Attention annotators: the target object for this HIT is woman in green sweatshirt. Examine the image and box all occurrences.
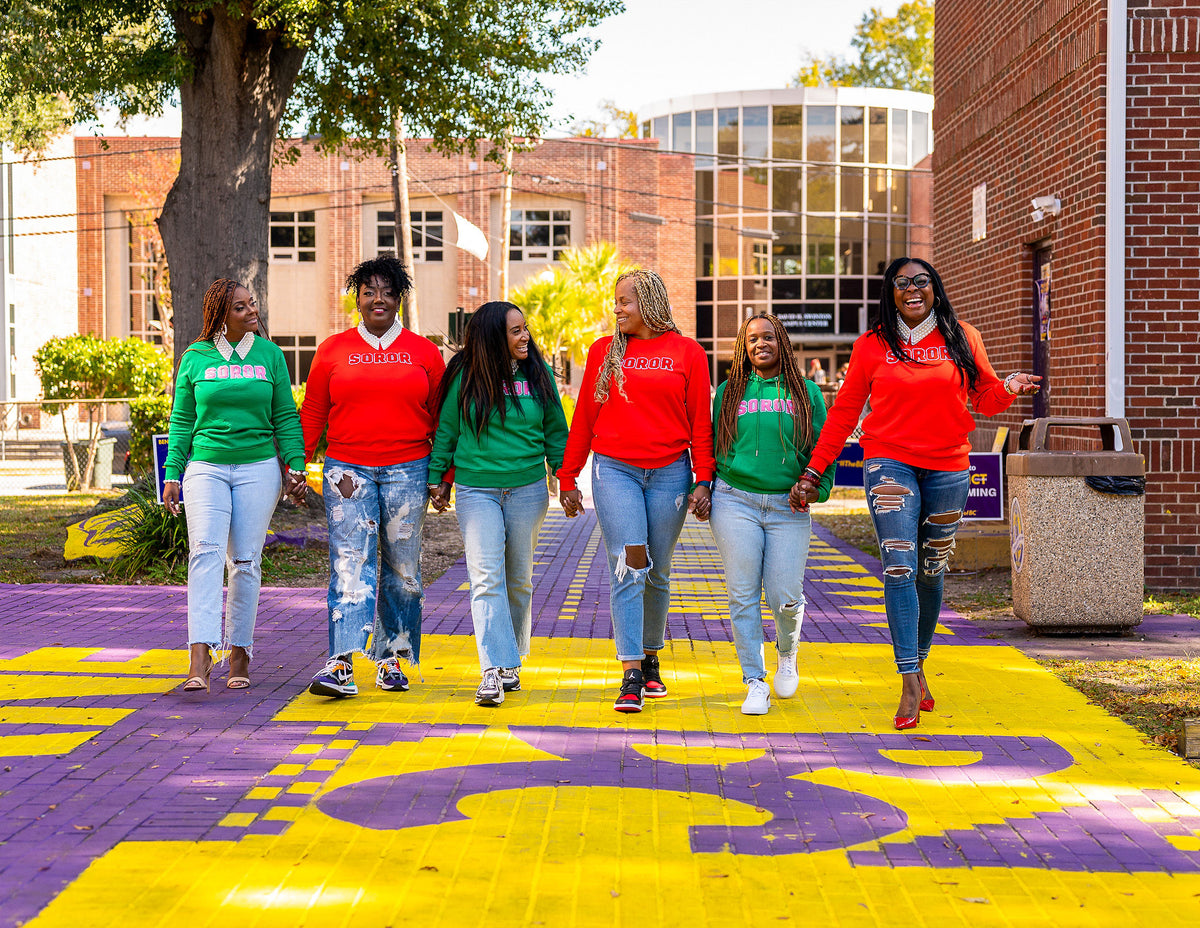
[428,301,568,707]
[164,279,307,692]
[708,314,837,715]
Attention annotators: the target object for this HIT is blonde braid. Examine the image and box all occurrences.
[594,269,680,403]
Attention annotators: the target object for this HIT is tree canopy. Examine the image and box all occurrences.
[792,1,934,95]
[0,0,623,355]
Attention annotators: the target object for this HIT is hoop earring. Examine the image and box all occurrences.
[220,323,227,336]
[933,297,942,310]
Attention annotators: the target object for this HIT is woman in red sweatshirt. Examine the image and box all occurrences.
[798,257,1040,730]
[558,269,714,713]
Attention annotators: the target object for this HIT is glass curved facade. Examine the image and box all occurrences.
[642,88,933,382]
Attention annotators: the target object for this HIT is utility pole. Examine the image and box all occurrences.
[498,141,514,301]
[389,110,419,332]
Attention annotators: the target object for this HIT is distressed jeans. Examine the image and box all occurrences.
[322,456,428,664]
[455,480,549,671]
[181,457,281,657]
[590,452,691,661]
[864,458,971,675]
[709,479,811,682]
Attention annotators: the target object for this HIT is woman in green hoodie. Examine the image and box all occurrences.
[428,302,569,707]
[709,314,837,715]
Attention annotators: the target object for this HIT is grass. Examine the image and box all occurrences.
[0,493,108,583]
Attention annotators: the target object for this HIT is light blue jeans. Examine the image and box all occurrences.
[456,480,549,671]
[590,452,692,661]
[322,456,428,664]
[181,457,281,657]
[709,479,811,682]
[864,458,971,675]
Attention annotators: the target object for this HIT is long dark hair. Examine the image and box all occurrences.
[871,256,979,392]
[439,302,557,436]
[715,313,815,460]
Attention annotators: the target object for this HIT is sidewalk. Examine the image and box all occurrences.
[2,512,1200,926]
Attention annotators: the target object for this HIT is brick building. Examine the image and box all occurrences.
[934,0,1200,589]
[74,136,694,384]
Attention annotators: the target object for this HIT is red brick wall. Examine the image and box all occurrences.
[936,0,1200,589]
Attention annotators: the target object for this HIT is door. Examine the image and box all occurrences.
[1031,247,1051,418]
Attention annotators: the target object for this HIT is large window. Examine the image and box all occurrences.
[127,217,168,345]
[510,209,571,262]
[270,211,316,262]
[271,335,317,386]
[377,210,445,262]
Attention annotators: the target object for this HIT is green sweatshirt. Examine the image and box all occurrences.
[712,373,837,499]
[430,365,569,488]
[164,337,305,481]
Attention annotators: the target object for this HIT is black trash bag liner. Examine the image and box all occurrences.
[1085,475,1145,496]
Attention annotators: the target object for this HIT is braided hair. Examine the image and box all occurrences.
[872,257,979,392]
[594,269,679,403]
[715,313,815,461]
[194,278,242,343]
[438,301,558,436]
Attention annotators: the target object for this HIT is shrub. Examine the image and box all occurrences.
[106,488,189,582]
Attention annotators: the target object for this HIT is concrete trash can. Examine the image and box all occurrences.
[1007,417,1145,632]
[61,437,117,491]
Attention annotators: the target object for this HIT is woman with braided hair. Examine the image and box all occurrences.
[558,269,714,713]
[164,278,308,693]
[709,314,837,715]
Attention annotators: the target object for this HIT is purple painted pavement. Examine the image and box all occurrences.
[0,510,1198,925]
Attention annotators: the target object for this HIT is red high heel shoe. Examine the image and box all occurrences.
[919,683,935,713]
[894,713,919,730]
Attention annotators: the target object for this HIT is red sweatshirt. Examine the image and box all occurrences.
[301,327,446,466]
[807,322,1014,473]
[558,331,715,492]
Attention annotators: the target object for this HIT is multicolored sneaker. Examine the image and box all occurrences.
[614,668,646,713]
[641,654,668,698]
[475,668,505,707]
[375,656,410,692]
[500,668,521,692]
[308,657,357,698]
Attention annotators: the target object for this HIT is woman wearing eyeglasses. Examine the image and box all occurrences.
[797,258,1040,730]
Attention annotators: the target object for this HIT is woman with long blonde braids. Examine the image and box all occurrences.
[558,269,715,712]
[709,314,837,715]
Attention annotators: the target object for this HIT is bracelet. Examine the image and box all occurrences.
[802,467,821,482]
[1004,372,1020,395]
[163,479,181,486]
[287,468,306,477]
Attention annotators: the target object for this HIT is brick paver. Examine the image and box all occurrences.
[2,512,1199,926]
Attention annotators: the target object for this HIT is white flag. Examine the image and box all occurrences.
[452,211,488,261]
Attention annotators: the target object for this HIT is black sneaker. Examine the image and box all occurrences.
[500,668,521,692]
[641,654,668,698]
[614,668,646,713]
[309,657,357,698]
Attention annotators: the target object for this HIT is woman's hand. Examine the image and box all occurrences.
[792,476,819,513]
[284,472,308,505]
[1006,372,1043,395]
[560,489,583,518]
[689,484,711,522]
[428,482,451,513]
[163,481,182,516]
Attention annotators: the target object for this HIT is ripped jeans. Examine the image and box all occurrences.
[182,457,281,657]
[590,452,691,661]
[709,479,811,682]
[322,456,428,665]
[864,458,970,675]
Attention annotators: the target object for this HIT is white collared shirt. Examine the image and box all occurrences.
[357,317,403,350]
[896,311,938,346]
[214,331,255,360]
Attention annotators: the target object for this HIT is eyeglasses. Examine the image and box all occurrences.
[893,274,931,290]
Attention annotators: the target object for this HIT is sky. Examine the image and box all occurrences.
[87,0,890,137]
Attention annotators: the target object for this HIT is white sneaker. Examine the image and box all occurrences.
[741,678,771,715]
[774,651,799,699]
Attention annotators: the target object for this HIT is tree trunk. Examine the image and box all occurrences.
[157,8,310,362]
[389,111,419,333]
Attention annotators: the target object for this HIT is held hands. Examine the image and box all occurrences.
[559,489,583,518]
[284,471,308,505]
[428,481,451,513]
[792,477,819,513]
[689,485,711,522]
[1006,372,1043,395]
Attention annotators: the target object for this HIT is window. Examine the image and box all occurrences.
[7,303,14,396]
[377,210,444,262]
[270,211,316,262]
[271,335,318,386]
[127,217,168,345]
[510,209,571,262]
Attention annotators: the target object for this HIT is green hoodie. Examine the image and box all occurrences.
[712,373,837,499]
[431,364,569,488]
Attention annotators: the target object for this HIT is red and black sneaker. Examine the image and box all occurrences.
[641,654,668,698]
[614,668,646,713]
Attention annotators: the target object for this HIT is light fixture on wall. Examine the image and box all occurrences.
[1030,195,1062,222]
[629,211,668,225]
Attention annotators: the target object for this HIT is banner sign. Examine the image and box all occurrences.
[831,443,1004,522]
[153,434,171,504]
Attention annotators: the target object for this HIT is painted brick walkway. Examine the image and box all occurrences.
[2,512,1200,926]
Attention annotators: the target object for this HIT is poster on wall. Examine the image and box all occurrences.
[1035,277,1051,342]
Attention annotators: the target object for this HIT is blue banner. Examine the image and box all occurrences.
[153,434,171,504]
